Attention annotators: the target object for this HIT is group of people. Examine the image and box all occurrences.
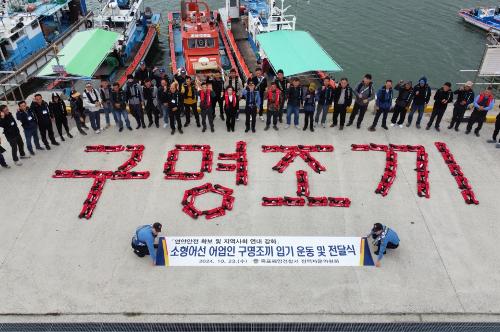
[1,63,499,168]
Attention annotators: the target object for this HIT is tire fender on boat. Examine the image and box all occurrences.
[85,20,93,29]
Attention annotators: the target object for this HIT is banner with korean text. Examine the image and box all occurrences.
[155,236,374,266]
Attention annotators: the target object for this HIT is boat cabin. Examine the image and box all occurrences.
[180,1,221,75]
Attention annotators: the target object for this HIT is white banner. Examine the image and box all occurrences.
[155,236,374,267]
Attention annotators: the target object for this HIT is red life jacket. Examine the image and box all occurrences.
[200,90,211,108]
[267,89,281,109]
[478,93,493,106]
[224,91,237,108]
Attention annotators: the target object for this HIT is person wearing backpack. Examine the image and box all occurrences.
[347,74,374,129]
[131,222,162,264]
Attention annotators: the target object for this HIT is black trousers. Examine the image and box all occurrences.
[225,108,237,131]
[258,92,265,117]
[377,241,399,253]
[266,109,278,127]
[145,104,160,126]
[245,106,257,131]
[427,106,446,128]
[391,105,407,125]
[450,105,467,129]
[466,110,487,133]
[348,103,368,126]
[201,107,214,129]
[169,111,182,130]
[39,122,56,146]
[55,115,70,138]
[493,113,500,141]
[332,104,347,126]
[372,107,389,127]
[303,112,314,130]
[130,104,145,128]
[278,99,286,122]
[212,97,224,118]
[184,103,200,125]
[7,134,25,162]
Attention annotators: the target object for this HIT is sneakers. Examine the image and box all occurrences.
[346,122,353,127]
[264,126,270,131]
[356,124,361,129]
[496,143,500,148]
[435,127,440,132]
[252,128,256,133]
[52,142,60,146]
[163,123,169,128]
[20,155,30,159]
[29,150,35,156]
[171,130,175,135]
[406,123,411,128]
[339,125,344,130]
[95,129,101,134]
[68,133,73,138]
[454,127,459,132]
[295,125,300,130]
[322,123,326,128]
[104,124,111,130]
[314,122,318,128]
[398,124,403,128]
[245,128,250,133]
[127,126,133,131]
[416,124,421,129]
[284,124,290,129]
[273,125,279,131]
[259,116,264,121]
[474,131,480,137]
[465,130,470,135]
[36,146,45,151]
[382,125,389,130]
[119,127,124,132]
[15,161,22,166]
[425,126,431,130]
[390,123,396,127]
[447,125,453,130]
[1,164,10,169]
[330,123,336,128]
[202,127,207,133]
[368,126,376,132]
[487,139,496,143]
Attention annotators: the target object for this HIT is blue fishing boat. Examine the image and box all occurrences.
[0,0,89,71]
[459,6,500,34]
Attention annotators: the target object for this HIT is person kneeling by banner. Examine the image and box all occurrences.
[131,222,162,264]
[368,223,400,267]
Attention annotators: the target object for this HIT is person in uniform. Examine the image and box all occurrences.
[16,100,43,155]
[368,223,400,268]
[30,93,59,150]
[0,105,29,166]
[49,92,72,141]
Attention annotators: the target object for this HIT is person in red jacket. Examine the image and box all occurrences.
[224,87,238,132]
[264,82,281,131]
[199,82,216,133]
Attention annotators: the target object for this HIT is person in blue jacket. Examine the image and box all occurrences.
[368,223,400,267]
[131,222,162,264]
[369,80,393,131]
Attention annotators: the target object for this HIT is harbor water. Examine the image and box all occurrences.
[91,0,499,87]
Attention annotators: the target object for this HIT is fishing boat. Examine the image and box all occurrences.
[459,6,500,34]
[36,0,160,87]
[167,0,235,77]
[0,0,91,98]
[168,0,341,87]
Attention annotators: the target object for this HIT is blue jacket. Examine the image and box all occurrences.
[473,94,495,111]
[373,225,400,261]
[376,87,393,110]
[135,225,157,263]
[242,89,261,110]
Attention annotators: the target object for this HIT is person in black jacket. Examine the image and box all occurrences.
[207,71,225,120]
[134,62,154,85]
[407,77,431,128]
[274,69,288,123]
[487,105,500,148]
[69,91,87,135]
[315,77,335,128]
[0,105,28,166]
[49,93,72,141]
[110,83,133,132]
[168,83,183,135]
[16,100,43,155]
[426,82,453,131]
[252,67,267,121]
[158,78,170,129]
[331,78,353,129]
[285,78,303,129]
[449,81,475,131]
[30,94,59,150]
[390,80,413,127]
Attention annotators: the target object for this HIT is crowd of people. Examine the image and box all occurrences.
[0,62,498,169]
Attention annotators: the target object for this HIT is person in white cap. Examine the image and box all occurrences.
[449,81,475,131]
